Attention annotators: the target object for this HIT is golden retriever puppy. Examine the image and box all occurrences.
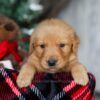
[17,19,89,88]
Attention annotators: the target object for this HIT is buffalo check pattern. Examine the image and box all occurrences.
[0,67,95,100]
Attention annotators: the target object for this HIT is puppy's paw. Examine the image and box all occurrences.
[16,63,36,88]
[72,71,89,86]
[17,74,33,88]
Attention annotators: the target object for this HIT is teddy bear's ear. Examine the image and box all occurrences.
[29,32,35,55]
[72,33,80,55]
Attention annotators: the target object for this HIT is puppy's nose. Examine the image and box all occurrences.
[48,59,57,67]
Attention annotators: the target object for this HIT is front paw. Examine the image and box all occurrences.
[72,71,89,86]
[16,74,33,88]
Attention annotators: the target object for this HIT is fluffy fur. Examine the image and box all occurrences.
[17,19,89,88]
[0,16,20,41]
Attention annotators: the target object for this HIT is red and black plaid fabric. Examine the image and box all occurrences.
[0,67,95,100]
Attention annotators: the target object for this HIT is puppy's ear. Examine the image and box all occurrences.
[72,33,80,55]
[29,32,35,55]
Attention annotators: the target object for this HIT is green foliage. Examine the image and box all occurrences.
[0,0,42,28]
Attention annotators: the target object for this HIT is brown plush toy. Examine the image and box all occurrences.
[0,16,22,69]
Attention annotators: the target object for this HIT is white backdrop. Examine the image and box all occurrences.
[59,0,100,92]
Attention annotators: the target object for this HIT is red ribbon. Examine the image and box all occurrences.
[0,41,22,63]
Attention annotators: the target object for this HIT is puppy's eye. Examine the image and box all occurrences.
[40,44,45,48]
[59,43,65,48]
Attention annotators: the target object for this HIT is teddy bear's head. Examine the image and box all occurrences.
[0,16,20,42]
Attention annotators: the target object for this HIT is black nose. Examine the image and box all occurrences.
[48,59,57,66]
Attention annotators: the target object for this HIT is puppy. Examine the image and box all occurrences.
[17,19,89,88]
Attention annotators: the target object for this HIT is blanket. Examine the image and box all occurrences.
[0,67,95,100]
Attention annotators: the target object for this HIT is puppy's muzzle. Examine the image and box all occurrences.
[47,58,57,67]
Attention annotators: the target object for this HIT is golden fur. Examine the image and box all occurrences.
[17,19,88,88]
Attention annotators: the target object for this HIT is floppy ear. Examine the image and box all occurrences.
[72,33,80,55]
[29,32,35,55]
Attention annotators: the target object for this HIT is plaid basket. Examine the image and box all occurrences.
[0,67,95,100]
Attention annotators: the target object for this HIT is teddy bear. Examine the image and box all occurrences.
[0,16,22,69]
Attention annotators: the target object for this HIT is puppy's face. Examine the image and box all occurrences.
[29,19,79,73]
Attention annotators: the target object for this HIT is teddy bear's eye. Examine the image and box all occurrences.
[59,43,65,48]
[40,44,45,48]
